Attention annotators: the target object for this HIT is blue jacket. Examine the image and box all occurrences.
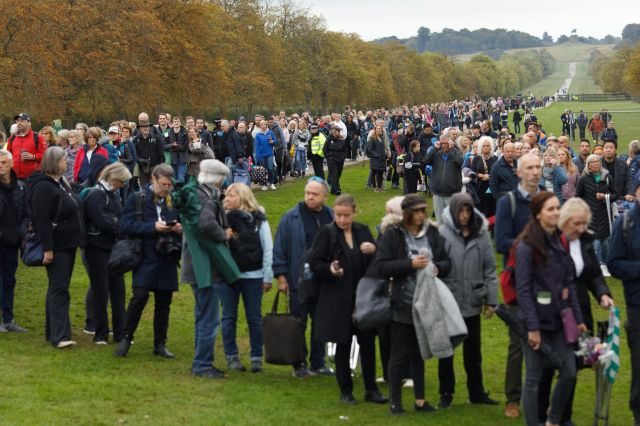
[516,235,584,332]
[489,157,518,199]
[495,188,535,255]
[254,130,277,159]
[540,166,568,203]
[120,187,180,291]
[272,203,334,291]
[607,202,640,309]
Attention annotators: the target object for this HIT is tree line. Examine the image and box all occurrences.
[0,0,554,128]
[589,42,640,95]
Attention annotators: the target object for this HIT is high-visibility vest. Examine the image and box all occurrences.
[310,133,326,157]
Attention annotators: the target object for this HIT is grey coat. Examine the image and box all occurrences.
[438,206,498,317]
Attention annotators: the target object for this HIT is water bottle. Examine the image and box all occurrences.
[303,263,314,281]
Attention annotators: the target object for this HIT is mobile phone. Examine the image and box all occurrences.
[165,220,177,226]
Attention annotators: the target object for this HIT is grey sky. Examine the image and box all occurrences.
[304,0,634,42]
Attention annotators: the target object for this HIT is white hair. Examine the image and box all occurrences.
[0,149,13,161]
[478,136,495,156]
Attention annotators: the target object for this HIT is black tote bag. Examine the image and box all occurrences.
[262,292,305,365]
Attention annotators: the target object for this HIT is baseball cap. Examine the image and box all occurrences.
[14,113,31,122]
[108,126,120,134]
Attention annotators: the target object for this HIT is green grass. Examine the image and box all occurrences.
[454,41,615,64]
[0,157,635,425]
[516,100,640,153]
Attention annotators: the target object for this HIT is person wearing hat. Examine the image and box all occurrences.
[6,113,47,181]
[132,115,165,189]
[323,126,347,195]
[608,173,640,426]
[375,194,451,415]
[307,124,327,180]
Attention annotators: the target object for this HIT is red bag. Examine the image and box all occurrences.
[500,242,518,305]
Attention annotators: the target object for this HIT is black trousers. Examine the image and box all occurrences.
[310,154,325,180]
[404,172,420,194]
[327,157,344,194]
[389,321,425,405]
[514,121,521,134]
[438,315,485,400]
[334,328,378,396]
[122,287,173,347]
[377,323,391,381]
[578,126,586,140]
[371,169,385,190]
[86,246,125,342]
[45,249,76,346]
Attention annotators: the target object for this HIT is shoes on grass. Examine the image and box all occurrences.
[415,402,436,412]
[56,340,77,349]
[250,360,263,373]
[469,393,499,405]
[4,321,28,333]
[439,392,453,409]
[504,401,520,418]
[364,390,388,404]
[340,393,357,404]
[227,357,246,372]
[193,367,226,379]
[292,367,310,378]
[309,366,334,376]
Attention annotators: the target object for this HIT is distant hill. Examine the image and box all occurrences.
[453,41,616,64]
[374,27,620,58]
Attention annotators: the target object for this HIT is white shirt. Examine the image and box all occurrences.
[331,120,347,139]
[569,239,584,277]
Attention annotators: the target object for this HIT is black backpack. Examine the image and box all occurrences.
[8,131,39,151]
[227,210,263,272]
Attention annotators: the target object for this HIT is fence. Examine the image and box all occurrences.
[555,93,640,102]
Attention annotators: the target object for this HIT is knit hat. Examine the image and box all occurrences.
[401,194,427,211]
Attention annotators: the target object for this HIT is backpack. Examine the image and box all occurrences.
[297,224,338,307]
[227,210,263,272]
[499,241,519,305]
[8,131,39,152]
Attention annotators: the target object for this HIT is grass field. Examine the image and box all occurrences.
[1,147,637,424]
[515,100,640,153]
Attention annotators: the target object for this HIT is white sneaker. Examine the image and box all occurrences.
[601,264,611,277]
[403,379,414,388]
[261,185,268,191]
[270,184,276,190]
[57,340,77,349]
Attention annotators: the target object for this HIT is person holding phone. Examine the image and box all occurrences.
[375,194,451,415]
[307,195,387,405]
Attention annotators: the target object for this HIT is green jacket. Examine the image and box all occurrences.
[173,182,241,288]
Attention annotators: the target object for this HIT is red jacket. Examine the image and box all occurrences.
[6,129,47,180]
[73,145,109,182]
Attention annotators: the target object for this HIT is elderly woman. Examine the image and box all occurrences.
[29,147,84,348]
[220,182,273,373]
[540,147,569,204]
[576,154,617,269]
[115,164,182,359]
[536,197,614,424]
[84,162,132,345]
[471,136,498,217]
[179,159,232,378]
[375,194,451,415]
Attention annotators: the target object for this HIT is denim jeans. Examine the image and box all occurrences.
[294,149,306,173]
[172,162,187,183]
[593,237,610,264]
[218,279,263,360]
[258,155,274,184]
[191,284,221,373]
[626,307,640,423]
[522,329,577,425]
[0,246,19,324]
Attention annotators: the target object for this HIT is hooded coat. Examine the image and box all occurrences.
[576,168,617,240]
[439,193,498,318]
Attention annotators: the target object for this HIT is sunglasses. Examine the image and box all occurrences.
[307,176,325,184]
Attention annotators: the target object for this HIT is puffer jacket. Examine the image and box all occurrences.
[439,196,498,318]
[366,136,387,170]
[576,169,617,239]
[540,165,568,203]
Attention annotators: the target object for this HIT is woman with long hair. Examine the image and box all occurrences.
[515,192,586,426]
[39,126,56,148]
[366,123,388,192]
[558,147,579,200]
[220,183,273,373]
[471,136,498,217]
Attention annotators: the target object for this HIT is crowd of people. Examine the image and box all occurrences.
[0,99,639,426]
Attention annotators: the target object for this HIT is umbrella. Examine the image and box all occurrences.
[495,304,564,369]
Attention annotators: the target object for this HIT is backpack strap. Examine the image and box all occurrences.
[135,192,145,221]
[508,191,517,220]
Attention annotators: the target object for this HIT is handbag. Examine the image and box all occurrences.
[108,192,145,274]
[262,292,304,365]
[353,276,391,330]
[250,165,268,185]
[561,305,580,344]
[21,231,44,266]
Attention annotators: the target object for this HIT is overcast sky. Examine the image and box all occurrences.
[304,0,634,42]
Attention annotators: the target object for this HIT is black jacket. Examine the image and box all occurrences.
[84,182,124,250]
[424,146,463,196]
[375,222,451,323]
[133,133,165,169]
[576,170,617,239]
[238,132,254,160]
[164,126,189,164]
[220,128,244,162]
[28,172,84,251]
[323,135,347,162]
[601,157,627,199]
[198,128,213,149]
[489,156,518,199]
[309,222,374,344]
[0,170,30,247]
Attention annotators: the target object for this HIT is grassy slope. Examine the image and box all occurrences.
[1,108,638,423]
